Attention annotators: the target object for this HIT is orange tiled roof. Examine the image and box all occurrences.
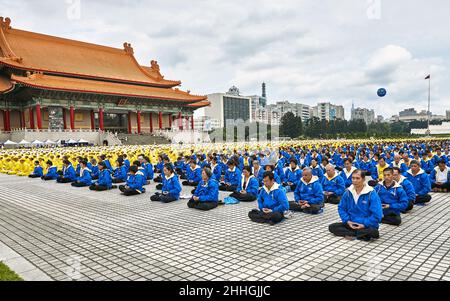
[0,74,13,93]
[187,101,211,108]
[0,17,181,88]
[11,73,207,103]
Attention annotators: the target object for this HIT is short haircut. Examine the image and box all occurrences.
[242,166,253,174]
[262,171,274,181]
[290,158,298,165]
[203,167,213,178]
[383,168,394,174]
[410,160,420,167]
[129,166,138,173]
[352,169,366,179]
[164,163,174,174]
[392,167,401,174]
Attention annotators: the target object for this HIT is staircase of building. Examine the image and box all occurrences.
[117,134,172,145]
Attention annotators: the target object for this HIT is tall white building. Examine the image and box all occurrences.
[311,102,345,121]
[266,101,311,125]
[351,104,375,124]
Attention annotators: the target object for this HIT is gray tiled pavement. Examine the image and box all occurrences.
[0,173,449,281]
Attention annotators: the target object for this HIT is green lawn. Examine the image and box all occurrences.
[0,262,23,281]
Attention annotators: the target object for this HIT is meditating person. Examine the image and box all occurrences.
[219,161,242,192]
[56,160,77,183]
[41,160,59,181]
[340,159,357,188]
[90,158,99,180]
[290,168,324,214]
[182,159,202,187]
[71,160,93,187]
[188,168,220,211]
[252,160,264,186]
[89,162,113,191]
[310,158,324,182]
[322,164,346,204]
[28,161,44,178]
[151,164,182,203]
[119,165,146,196]
[329,169,383,241]
[430,160,450,193]
[405,160,432,205]
[369,157,389,187]
[390,155,408,174]
[248,172,289,225]
[392,167,416,213]
[282,159,302,192]
[229,166,259,202]
[112,158,128,183]
[210,156,222,182]
[374,168,409,226]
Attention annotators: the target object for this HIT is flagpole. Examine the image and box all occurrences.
[427,75,431,136]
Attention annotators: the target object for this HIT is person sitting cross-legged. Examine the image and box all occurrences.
[322,164,346,204]
[219,161,242,192]
[392,167,416,213]
[248,172,289,225]
[29,161,44,178]
[430,160,450,193]
[119,165,146,196]
[188,168,220,211]
[329,169,383,241]
[374,168,409,226]
[71,160,93,187]
[89,162,113,191]
[290,168,324,214]
[56,160,77,183]
[282,159,302,192]
[405,160,432,205]
[41,160,58,181]
[150,164,182,203]
[182,159,202,187]
[229,166,259,202]
[112,158,128,184]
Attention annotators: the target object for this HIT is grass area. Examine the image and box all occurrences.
[0,262,23,281]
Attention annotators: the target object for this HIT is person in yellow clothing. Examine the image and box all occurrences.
[368,157,389,187]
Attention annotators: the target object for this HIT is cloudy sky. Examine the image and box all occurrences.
[2,0,450,119]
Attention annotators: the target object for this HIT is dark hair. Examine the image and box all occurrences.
[242,166,253,174]
[352,169,366,179]
[383,168,394,174]
[203,167,213,179]
[262,171,275,181]
[164,163,174,174]
[438,160,446,165]
[133,160,140,167]
[46,160,53,166]
[290,158,298,165]
[265,165,275,172]
[80,160,88,166]
[99,155,106,160]
[63,160,71,165]
[343,158,352,164]
[34,161,40,164]
[129,166,138,173]
[392,167,401,174]
[98,162,107,169]
[410,160,420,167]
[116,158,124,166]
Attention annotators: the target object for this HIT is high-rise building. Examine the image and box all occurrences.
[351,104,375,124]
[311,102,345,121]
[446,110,450,120]
[266,101,311,125]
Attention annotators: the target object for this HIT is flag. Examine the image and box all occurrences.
[425,75,431,80]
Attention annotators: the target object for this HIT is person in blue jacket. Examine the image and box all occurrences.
[219,161,242,192]
[122,154,131,172]
[340,159,358,188]
[174,156,185,176]
[264,165,282,185]
[112,158,128,183]
[188,168,220,211]
[252,160,264,186]
[249,171,289,225]
[151,164,182,203]
[405,160,432,205]
[119,165,146,196]
[139,155,154,181]
[182,159,202,187]
[99,154,113,172]
[210,156,222,182]
[90,158,99,180]
[57,160,77,183]
[329,169,383,241]
[282,159,302,192]
[392,167,416,213]
[41,160,59,181]
[71,160,93,187]
[374,168,409,226]
[310,158,324,182]
[291,168,324,214]
[229,166,259,202]
[29,161,44,178]
[389,155,408,174]
[89,162,113,191]
[322,165,346,204]
[430,160,450,193]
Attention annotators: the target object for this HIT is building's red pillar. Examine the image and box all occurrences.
[36,105,42,130]
[127,111,132,134]
[191,115,195,130]
[178,112,183,130]
[70,106,75,130]
[90,110,95,130]
[2,110,6,132]
[137,111,142,134]
[159,112,163,130]
[168,114,172,129]
[185,117,189,131]
[21,110,26,129]
[99,108,104,131]
[6,110,11,132]
[62,108,67,130]
[149,113,153,133]
[29,108,35,129]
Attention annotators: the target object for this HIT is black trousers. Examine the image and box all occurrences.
[112,178,125,184]
[289,201,323,214]
[156,184,163,190]
[28,174,41,178]
[150,194,178,203]
[403,201,414,213]
[248,209,284,225]
[154,176,162,183]
[119,185,143,196]
[180,174,187,180]
[229,192,257,202]
[415,194,432,204]
[282,183,297,191]
[382,213,402,226]
[187,199,218,211]
[432,182,450,191]
[71,182,89,187]
[182,181,199,187]
[57,177,74,183]
[89,184,109,191]
[219,184,238,192]
[92,176,99,180]
[329,223,380,241]
[41,176,55,181]
[368,180,378,187]
[325,194,341,204]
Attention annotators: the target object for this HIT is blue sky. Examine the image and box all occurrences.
[1,0,449,119]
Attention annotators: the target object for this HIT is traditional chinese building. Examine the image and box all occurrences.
[0,17,209,134]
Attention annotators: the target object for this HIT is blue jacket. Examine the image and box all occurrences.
[186,166,202,183]
[257,183,290,213]
[398,176,416,203]
[420,159,433,174]
[430,166,450,184]
[63,165,77,181]
[389,161,408,174]
[91,165,99,178]
[104,160,113,172]
[126,171,146,193]
[113,165,128,181]
[224,167,242,188]
[357,160,373,172]
[322,174,346,197]
[76,168,93,186]
[162,174,182,200]
[238,175,260,197]
[339,167,357,188]
[155,162,164,173]
[143,163,154,180]
[32,166,44,177]
[375,182,409,215]
[294,176,324,205]
[44,166,58,179]
[96,169,112,189]
[338,185,383,229]
[405,169,431,196]
[211,164,222,181]
[194,178,219,203]
[123,159,130,172]
[311,166,324,181]
[284,167,302,184]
